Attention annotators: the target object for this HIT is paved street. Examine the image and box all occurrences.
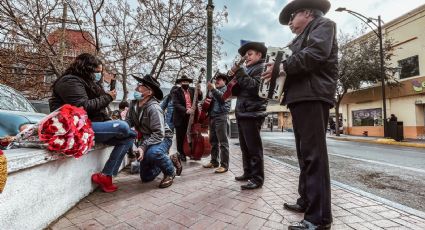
[50,139,425,229]
[261,131,425,211]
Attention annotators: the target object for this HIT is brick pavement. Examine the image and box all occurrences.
[50,139,425,230]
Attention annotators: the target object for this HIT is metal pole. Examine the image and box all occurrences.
[206,0,214,83]
[59,0,67,72]
[378,15,388,137]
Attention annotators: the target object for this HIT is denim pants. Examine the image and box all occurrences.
[140,137,174,182]
[92,120,136,176]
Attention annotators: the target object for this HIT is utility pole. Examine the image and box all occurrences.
[206,0,214,83]
[59,0,67,72]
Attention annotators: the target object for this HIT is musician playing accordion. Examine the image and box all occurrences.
[262,0,337,229]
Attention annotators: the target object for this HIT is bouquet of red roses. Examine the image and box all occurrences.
[8,104,94,158]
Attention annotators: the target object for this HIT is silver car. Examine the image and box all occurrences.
[0,84,46,137]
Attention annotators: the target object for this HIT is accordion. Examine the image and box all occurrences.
[258,48,291,102]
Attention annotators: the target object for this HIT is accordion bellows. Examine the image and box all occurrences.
[0,153,7,193]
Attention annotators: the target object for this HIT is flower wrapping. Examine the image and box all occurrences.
[9,104,94,158]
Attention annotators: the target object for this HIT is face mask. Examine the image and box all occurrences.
[134,91,144,100]
[181,84,189,90]
[94,72,102,82]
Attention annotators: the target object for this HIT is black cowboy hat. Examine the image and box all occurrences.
[215,73,229,84]
[132,74,164,100]
[175,75,193,84]
[279,0,331,25]
[238,40,267,58]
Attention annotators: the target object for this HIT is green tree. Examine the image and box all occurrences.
[335,29,398,136]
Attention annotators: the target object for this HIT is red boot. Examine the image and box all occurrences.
[91,173,117,193]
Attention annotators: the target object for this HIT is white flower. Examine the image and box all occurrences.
[52,117,66,135]
[73,116,79,126]
[53,137,65,146]
[66,138,75,150]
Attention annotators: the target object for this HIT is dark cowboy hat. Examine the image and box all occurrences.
[238,40,267,58]
[132,74,164,100]
[279,0,331,25]
[175,75,193,84]
[215,73,229,84]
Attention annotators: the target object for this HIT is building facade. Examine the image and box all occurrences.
[340,4,425,139]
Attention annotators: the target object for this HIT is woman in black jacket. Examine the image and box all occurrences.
[49,53,136,193]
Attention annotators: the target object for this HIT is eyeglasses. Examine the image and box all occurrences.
[289,9,305,22]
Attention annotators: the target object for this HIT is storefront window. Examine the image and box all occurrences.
[352,108,383,126]
[398,55,419,79]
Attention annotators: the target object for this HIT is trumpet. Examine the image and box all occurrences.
[258,48,291,102]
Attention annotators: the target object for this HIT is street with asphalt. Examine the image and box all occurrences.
[260,131,425,212]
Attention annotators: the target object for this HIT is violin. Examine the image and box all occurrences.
[221,56,247,101]
[198,70,219,123]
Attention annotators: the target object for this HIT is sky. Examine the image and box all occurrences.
[214,0,425,70]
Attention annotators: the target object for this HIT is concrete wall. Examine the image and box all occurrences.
[0,146,125,230]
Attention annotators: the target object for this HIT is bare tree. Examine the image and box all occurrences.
[100,0,148,101]
[135,0,227,81]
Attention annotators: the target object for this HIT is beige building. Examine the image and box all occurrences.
[341,4,425,139]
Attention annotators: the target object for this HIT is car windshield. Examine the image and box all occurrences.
[0,84,36,112]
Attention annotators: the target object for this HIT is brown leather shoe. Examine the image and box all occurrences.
[170,153,182,176]
[214,167,228,173]
[203,162,219,168]
[159,175,174,188]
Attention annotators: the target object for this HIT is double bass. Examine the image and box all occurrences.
[183,68,211,160]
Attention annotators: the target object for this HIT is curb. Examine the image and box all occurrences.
[266,155,425,219]
[328,137,425,148]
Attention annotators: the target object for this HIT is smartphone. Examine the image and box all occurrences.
[110,79,116,91]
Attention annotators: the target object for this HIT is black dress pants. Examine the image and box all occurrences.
[289,101,332,225]
[175,117,189,157]
[237,117,265,185]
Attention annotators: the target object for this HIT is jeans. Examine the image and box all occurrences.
[209,115,229,168]
[140,137,174,182]
[92,120,136,176]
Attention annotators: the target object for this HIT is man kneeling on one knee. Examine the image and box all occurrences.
[126,74,182,188]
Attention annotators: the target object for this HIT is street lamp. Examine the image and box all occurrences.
[336,7,388,137]
[206,0,214,83]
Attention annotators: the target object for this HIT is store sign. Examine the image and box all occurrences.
[412,80,425,92]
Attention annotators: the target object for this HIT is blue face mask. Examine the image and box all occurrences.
[94,72,102,82]
[134,91,144,100]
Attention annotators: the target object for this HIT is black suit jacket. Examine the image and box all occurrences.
[172,87,203,127]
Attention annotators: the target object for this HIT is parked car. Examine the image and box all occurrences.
[29,100,51,114]
[0,84,46,137]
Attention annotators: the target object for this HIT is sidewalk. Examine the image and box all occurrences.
[328,134,425,148]
[50,140,425,230]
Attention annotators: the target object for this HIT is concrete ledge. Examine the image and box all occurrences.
[329,136,425,148]
[0,146,126,230]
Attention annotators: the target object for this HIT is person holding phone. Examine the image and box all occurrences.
[49,53,136,193]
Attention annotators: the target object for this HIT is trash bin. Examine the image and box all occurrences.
[229,119,239,138]
[388,121,404,141]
